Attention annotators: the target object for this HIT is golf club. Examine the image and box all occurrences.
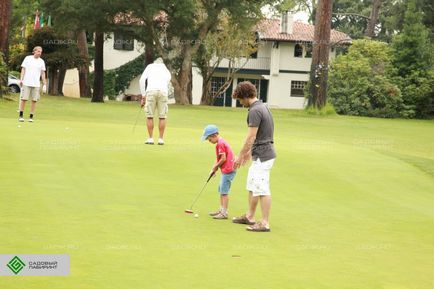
[132,105,144,133]
[185,172,215,214]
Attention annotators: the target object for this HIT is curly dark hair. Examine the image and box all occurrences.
[232,81,257,99]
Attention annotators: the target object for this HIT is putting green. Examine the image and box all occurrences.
[1,95,433,289]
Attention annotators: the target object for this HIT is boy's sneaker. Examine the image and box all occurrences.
[213,212,228,220]
[28,118,34,122]
[18,117,24,122]
[145,138,154,145]
[158,138,165,145]
[209,210,221,216]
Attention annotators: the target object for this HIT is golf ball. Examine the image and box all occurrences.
[17,125,21,128]
[194,214,199,218]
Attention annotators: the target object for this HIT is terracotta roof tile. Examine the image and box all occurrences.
[257,19,351,44]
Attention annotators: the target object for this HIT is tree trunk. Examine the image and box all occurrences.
[92,31,104,102]
[144,41,154,66]
[172,49,193,105]
[76,30,91,97]
[200,75,212,105]
[172,72,192,105]
[308,0,333,109]
[57,66,67,96]
[0,0,12,95]
[365,0,381,38]
[48,66,59,95]
[0,0,11,61]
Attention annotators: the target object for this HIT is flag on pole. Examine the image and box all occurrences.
[47,15,52,27]
[40,12,45,28]
[34,10,40,30]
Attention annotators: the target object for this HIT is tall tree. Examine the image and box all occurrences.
[331,0,370,39]
[308,0,334,109]
[76,30,92,98]
[0,0,12,94]
[23,27,84,95]
[365,0,382,38]
[195,14,258,105]
[128,0,273,105]
[0,0,12,61]
[93,31,104,102]
[41,0,124,102]
[391,0,434,118]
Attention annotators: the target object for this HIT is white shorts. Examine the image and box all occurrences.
[247,158,275,196]
[21,85,40,102]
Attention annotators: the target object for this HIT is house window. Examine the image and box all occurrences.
[210,77,233,107]
[210,77,227,96]
[236,78,268,105]
[238,78,260,92]
[291,81,307,97]
[114,32,134,51]
[305,44,312,58]
[294,44,303,58]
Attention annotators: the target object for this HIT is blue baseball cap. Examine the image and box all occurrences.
[201,124,219,141]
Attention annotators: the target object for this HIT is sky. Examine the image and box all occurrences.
[261,6,310,23]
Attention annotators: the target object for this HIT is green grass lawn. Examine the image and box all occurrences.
[1,95,433,289]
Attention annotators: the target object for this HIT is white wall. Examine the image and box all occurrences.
[278,42,312,72]
[124,76,141,96]
[63,33,145,98]
[267,72,309,109]
[103,33,144,70]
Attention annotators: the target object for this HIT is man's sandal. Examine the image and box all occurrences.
[232,214,255,225]
[246,222,270,232]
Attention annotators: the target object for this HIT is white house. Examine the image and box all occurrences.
[62,32,145,98]
[192,14,351,109]
[62,14,350,109]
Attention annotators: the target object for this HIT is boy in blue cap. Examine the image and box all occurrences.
[202,124,237,219]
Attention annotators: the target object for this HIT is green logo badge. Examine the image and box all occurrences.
[7,256,26,275]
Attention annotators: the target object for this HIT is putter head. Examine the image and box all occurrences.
[185,209,193,214]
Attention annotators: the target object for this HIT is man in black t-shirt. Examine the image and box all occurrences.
[232,81,276,232]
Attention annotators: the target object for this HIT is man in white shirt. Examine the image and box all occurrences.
[18,46,47,122]
[139,57,171,145]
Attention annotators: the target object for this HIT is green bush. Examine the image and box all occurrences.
[90,54,145,100]
[328,39,406,118]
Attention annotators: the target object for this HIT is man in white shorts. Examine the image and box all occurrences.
[18,46,47,122]
[232,81,276,232]
[139,57,171,145]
